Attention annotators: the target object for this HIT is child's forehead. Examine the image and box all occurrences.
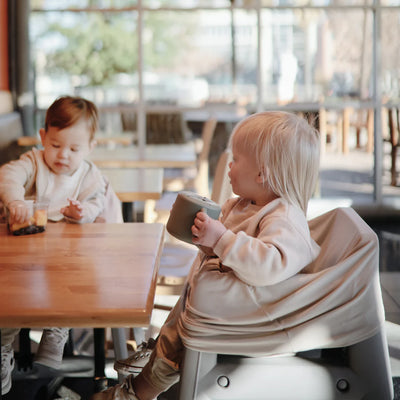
[47,123,91,144]
[232,127,253,148]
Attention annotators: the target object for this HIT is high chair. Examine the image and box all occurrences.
[177,207,393,400]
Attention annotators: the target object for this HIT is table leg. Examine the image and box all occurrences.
[122,202,134,222]
[318,108,327,155]
[144,199,156,223]
[93,328,108,393]
[342,107,351,154]
[367,109,374,154]
[0,329,2,398]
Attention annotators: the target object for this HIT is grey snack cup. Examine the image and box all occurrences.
[166,191,221,244]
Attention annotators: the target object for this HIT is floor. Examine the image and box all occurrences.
[5,138,400,399]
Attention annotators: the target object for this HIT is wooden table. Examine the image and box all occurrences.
[91,143,197,169]
[101,167,164,222]
[17,133,136,147]
[0,222,164,395]
[100,168,163,203]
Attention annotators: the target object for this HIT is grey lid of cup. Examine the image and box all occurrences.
[166,191,221,244]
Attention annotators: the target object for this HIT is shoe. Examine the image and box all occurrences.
[91,376,139,400]
[114,338,156,376]
[1,344,15,395]
[34,327,69,369]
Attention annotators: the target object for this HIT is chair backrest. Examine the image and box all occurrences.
[146,111,192,144]
[305,207,377,273]
[121,110,137,132]
[193,118,217,196]
[197,118,217,165]
[210,149,233,205]
[95,176,124,223]
[388,107,400,147]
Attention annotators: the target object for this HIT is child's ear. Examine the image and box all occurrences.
[256,168,266,184]
[39,128,46,146]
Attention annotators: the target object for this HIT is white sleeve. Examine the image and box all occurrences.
[74,163,106,223]
[0,151,37,205]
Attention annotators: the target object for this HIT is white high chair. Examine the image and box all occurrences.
[177,207,393,400]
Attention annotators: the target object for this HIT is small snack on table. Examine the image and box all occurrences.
[7,199,49,236]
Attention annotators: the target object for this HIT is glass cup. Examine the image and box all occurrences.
[6,198,49,235]
[33,199,49,228]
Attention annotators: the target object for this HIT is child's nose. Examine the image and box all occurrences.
[58,148,69,158]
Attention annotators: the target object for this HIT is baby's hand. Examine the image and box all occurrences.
[191,210,226,248]
[7,200,31,225]
[61,198,84,221]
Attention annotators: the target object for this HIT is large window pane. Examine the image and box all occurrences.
[261,0,373,6]
[142,0,230,7]
[30,9,138,133]
[31,0,137,10]
[260,8,373,106]
[141,9,258,107]
[382,9,400,103]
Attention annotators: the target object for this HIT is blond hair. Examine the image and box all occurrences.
[229,111,320,214]
[44,95,99,141]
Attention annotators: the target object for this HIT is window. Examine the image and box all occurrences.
[29,0,400,206]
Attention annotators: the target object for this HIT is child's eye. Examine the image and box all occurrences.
[71,148,79,152]
[52,144,60,149]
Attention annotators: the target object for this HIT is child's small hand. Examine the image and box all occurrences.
[61,198,84,221]
[7,200,31,224]
[191,210,226,248]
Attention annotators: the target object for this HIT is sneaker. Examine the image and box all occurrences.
[90,376,139,400]
[34,327,69,369]
[1,344,15,395]
[114,338,156,376]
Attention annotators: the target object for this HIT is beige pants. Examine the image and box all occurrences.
[138,293,186,393]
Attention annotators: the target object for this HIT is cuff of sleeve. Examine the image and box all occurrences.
[214,229,235,258]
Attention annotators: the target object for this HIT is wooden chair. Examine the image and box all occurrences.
[120,110,137,132]
[146,111,192,144]
[163,118,217,197]
[318,108,343,154]
[349,108,374,154]
[151,118,218,226]
[385,107,400,186]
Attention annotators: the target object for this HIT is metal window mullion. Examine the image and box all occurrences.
[372,0,382,205]
[137,0,146,152]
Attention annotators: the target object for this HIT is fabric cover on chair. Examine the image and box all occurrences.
[176,207,392,399]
